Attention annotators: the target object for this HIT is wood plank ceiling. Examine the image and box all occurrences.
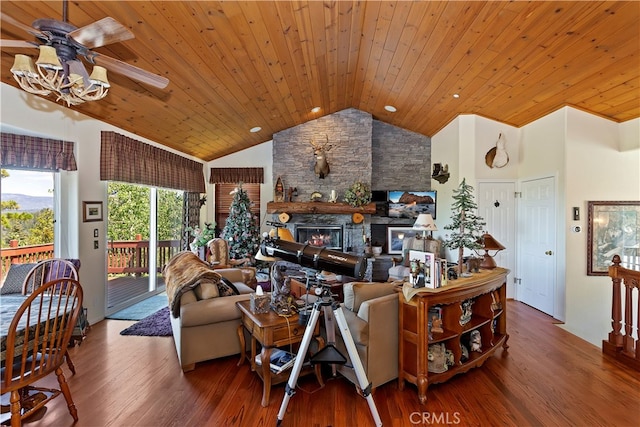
[1,1,638,161]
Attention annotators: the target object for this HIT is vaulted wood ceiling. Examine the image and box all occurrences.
[1,1,638,161]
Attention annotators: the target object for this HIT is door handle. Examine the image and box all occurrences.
[545,250,553,255]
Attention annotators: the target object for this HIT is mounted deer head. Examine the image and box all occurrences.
[310,135,333,179]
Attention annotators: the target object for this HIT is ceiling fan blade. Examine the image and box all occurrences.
[93,54,169,89]
[0,39,38,49]
[0,12,43,38]
[68,17,134,49]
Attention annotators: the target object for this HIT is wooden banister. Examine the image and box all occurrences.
[603,255,640,371]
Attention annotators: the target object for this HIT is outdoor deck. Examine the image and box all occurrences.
[107,275,166,315]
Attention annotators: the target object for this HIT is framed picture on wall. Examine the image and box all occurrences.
[83,201,103,222]
[587,201,640,275]
[387,226,418,254]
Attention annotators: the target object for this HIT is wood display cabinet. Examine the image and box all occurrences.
[398,268,509,403]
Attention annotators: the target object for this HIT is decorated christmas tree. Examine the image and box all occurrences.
[221,184,261,263]
[443,178,486,275]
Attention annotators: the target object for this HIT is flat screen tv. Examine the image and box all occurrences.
[388,190,437,219]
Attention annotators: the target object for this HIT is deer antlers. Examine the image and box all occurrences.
[310,135,332,179]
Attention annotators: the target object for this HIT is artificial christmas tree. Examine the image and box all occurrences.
[221,184,261,263]
[443,178,486,276]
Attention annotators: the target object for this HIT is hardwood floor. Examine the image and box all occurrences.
[23,301,639,427]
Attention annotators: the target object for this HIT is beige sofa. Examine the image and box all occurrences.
[332,281,399,389]
[169,267,256,372]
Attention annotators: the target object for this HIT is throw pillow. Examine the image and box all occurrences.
[217,277,240,297]
[193,278,220,300]
[45,260,77,282]
[0,263,37,295]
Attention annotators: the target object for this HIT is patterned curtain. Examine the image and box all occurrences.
[100,131,205,193]
[209,167,264,184]
[0,133,77,171]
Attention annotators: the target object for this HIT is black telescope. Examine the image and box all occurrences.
[260,238,366,280]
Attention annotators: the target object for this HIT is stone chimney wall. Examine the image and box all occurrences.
[272,107,431,256]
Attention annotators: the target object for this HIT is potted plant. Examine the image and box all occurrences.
[188,222,217,259]
[443,178,486,276]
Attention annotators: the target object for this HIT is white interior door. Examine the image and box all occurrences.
[518,176,556,315]
[477,181,516,298]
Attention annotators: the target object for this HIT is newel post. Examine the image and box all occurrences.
[608,255,623,347]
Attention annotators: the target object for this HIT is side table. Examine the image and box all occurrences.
[235,300,325,407]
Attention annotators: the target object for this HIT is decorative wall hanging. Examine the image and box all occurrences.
[432,163,450,184]
[310,135,333,179]
[485,133,509,168]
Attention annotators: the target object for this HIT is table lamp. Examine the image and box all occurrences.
[476,232,506,269]
[413,213,437,239]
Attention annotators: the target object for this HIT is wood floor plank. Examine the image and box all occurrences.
[22,300,640,426]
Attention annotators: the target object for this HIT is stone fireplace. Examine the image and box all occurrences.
[295,224,343,251]
[271,107,432,257]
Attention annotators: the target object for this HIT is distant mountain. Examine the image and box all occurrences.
[1,193,53,212]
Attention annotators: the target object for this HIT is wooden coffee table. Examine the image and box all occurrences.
[236,300,324,407]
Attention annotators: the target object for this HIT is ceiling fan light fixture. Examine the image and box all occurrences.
[88,66,110,88]
[10,55,38,77]
[35,46,63,70]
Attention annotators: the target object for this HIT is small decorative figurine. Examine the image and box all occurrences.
[460,299,474,326]
[470,329,482,352]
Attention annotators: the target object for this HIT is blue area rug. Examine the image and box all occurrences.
[108,293,168,320]
[120,307,172,337]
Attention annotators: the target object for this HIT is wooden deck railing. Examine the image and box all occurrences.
[1,239,183,281]
[603,254,640,371]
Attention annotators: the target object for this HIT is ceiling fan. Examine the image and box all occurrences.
[0,0,169,105]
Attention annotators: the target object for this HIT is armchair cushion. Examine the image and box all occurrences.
[343,282,397,312]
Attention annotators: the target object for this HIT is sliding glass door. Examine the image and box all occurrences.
[106,182,183,314]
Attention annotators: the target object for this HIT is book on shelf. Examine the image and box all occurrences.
[254,348,297,374]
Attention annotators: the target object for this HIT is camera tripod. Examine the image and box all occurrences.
[276,283,382,426]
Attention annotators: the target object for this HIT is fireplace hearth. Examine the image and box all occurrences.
[295,224,343,251]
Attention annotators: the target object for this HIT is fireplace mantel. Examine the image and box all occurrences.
[266,202,376,215]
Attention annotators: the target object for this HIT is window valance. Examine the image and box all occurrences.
[209,167,264,184]
[0,132,77,171]
[100,131,205,193]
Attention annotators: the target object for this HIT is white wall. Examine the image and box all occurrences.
[519,109,567,321]
[562,108,640,345]
[432,106,639,347]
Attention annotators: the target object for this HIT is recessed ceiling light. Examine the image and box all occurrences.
[311,106,321,113]
[453,93,460,99]
[250,127,262,133]
[384,105,397,112]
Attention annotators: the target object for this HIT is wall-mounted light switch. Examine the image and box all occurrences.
[573,207,580,221]
[94,240,99,249]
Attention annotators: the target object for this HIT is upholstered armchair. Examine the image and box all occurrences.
[207,238,251,268]
[332,282,399,389]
